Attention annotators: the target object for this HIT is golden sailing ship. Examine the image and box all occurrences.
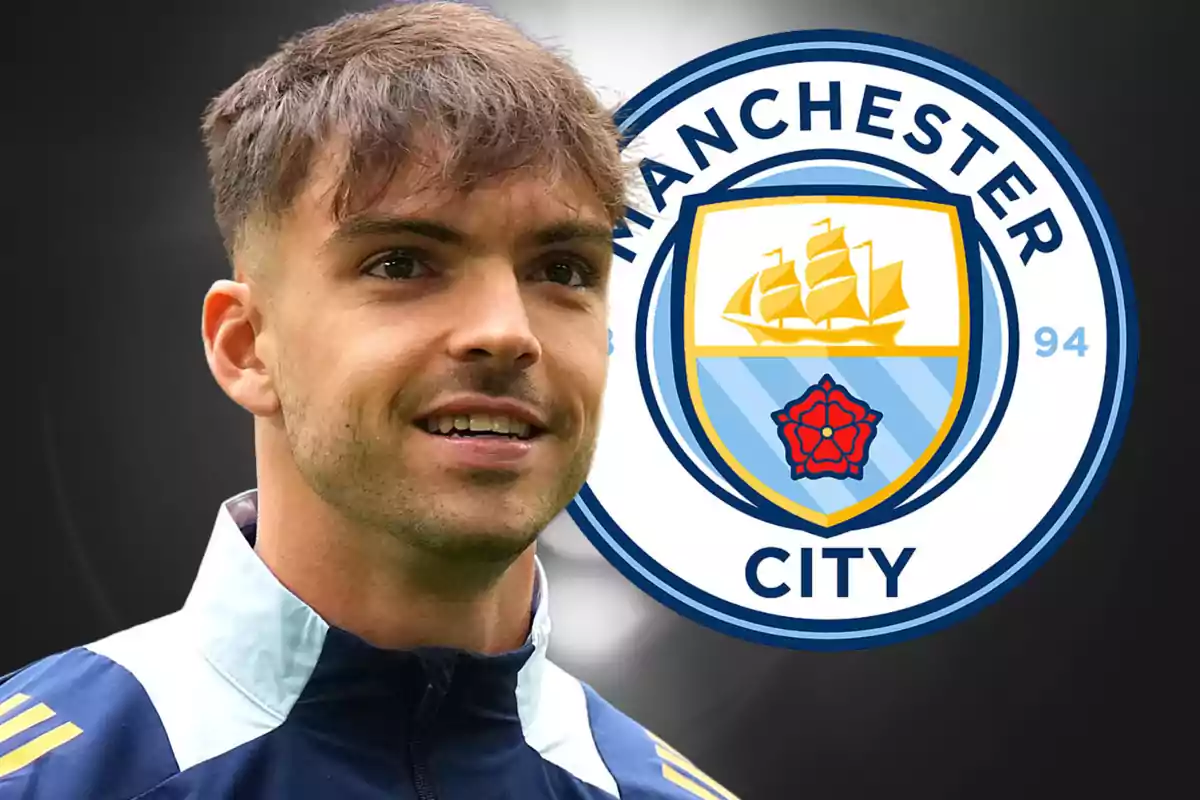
[722,218,910,345]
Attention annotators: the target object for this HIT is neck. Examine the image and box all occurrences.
[250,429,537,655]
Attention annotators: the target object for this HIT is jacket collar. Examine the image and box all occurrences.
[181,489,553,720]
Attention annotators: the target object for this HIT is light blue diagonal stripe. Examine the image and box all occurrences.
[925,356,959,395]
[878,358,952,429]
[828,357,940,463]
[787,359,912,482]
[694,363,823,513]
[697,359,857,512]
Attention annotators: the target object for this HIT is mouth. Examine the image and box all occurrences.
[416,412,543,441]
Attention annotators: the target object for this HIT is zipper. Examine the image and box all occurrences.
[409,656,454,800]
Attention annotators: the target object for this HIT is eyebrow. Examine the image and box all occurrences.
[322,214,612,252]
[521,220,613,248]
[324,216,466,250]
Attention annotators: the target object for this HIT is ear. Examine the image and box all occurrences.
[201,279,280,416]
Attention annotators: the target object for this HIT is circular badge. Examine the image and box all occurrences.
[573,30,1137,649]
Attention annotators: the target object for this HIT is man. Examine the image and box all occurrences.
[0,3,741,799]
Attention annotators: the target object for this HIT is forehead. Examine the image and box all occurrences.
[295,139,610,240]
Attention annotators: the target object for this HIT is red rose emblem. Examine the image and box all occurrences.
[772,374,882,480]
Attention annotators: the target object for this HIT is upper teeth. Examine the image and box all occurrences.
[426,414,532,438]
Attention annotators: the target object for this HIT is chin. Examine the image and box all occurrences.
[399,492,553,561]
[405,517,542,564]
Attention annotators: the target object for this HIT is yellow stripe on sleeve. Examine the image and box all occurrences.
[646,730,740,800]
[0,704,56,744]
[663,763,725,800]
[647,730,674,750]
[0,722,83,778]
[0,694,31,718]
[656,745,739,800]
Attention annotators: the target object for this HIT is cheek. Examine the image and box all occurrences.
[543,322,607,412]
[342,323,439,411]
[279,310,433,413]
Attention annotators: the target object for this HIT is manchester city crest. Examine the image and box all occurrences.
[566,31,1137,649]
[675,187,980,532]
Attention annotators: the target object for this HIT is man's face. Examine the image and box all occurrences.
[254,151,612,562]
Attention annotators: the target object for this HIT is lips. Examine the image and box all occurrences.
[412,396,556,471]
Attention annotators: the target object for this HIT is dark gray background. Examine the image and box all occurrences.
[11,1,1190,797]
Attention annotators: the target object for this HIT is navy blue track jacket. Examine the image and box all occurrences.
[0,490,739,799]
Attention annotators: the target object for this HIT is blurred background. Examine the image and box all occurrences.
[11,1,1190,797]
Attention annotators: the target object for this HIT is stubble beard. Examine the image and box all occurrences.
[279,383,596,570]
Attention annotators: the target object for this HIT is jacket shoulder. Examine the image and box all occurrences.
[0,632,178,799]
[582,682,741,800]
[528,659,740,800]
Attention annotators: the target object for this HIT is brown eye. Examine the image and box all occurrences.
[363,251,432,280]
[536,256,596,288]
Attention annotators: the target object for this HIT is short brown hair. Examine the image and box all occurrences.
[201,1,626,256]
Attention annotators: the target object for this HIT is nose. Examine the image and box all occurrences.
[445,262,542,370]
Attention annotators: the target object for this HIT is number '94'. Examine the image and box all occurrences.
[1035,326,1088,357]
